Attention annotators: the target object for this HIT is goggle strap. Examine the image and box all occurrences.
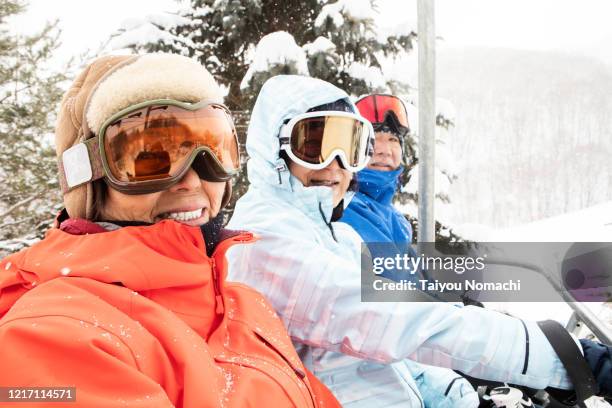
[58,137,106,194]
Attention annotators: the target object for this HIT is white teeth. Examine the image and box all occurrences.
[164,208,203,222]
[312,180,337,186]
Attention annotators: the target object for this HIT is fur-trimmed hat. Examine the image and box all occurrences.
[55,53,226,220]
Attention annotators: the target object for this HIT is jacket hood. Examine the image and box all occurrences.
[356,166,403,205]
[245,75,356,221]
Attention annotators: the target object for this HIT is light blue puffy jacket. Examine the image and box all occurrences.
[226,75,573,407]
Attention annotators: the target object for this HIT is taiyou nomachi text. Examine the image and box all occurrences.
[372,279,522,292]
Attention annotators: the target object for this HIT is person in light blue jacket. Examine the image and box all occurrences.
[225,75,576,407]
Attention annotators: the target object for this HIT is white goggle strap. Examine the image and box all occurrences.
[58,137,106,194]
[365,125,375,158]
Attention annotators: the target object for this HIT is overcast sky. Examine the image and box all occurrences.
[10,0,612,66]
[383,0,612,64]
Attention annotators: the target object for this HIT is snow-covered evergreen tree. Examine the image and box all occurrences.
[110,0,415,212]
[110,0,415,110]
[0,0,67,254]
[110,0,461,242]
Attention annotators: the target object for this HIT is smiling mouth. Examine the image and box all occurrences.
[369,162,394,169]
[158,208,204,222]
[310,179,340,187]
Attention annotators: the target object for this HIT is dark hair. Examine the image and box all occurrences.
[91,179,107,221]
[307,97,354,114]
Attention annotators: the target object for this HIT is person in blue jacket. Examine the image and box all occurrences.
[340,94,422,285]
[339,95,482,402]
[340,93,413,246]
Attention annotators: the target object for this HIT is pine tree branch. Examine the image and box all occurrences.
[0,192,43,221]
[0,214,36,229]
[0,84,33,104]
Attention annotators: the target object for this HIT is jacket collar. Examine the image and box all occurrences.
[1,220,255,339]
[356,166,403,205]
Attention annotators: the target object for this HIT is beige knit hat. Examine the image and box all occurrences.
[55,53,227,219]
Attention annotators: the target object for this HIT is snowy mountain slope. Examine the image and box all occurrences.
[438,46,612,229]
[455,200,612,242]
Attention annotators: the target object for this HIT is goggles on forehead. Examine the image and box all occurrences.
[355,94,410,136]
[59,99,240,195]
[279,111,374,172]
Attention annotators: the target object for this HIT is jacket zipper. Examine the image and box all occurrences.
[318,202,337,242]
[216,351,316,408]
[211,233,316,407]
[209,257,224,315]
[253,331,306,379]
[253,332,317,408]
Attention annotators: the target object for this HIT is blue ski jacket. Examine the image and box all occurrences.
[341,166,412,244]
[340,167,418,282]
[580,339,612,398]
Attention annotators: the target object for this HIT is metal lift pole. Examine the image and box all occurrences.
[417,0,436,244]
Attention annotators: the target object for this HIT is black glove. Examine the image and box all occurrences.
[580,338,612,399]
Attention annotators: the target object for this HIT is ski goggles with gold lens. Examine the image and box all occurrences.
[279,111,374,172]
[59,99,240,195]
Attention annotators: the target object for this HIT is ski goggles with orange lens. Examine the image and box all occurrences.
[279,111,374,172]
[355,94,410,134]
[59,99,240,195]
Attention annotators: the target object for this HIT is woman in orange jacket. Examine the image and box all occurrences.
[0,53,339,408]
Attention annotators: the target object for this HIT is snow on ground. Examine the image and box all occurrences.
[453,201,612,334]
[454,200,612,242]
[454,203,612,408]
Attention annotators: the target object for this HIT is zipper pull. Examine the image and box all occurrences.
[275,162,287,185]
[210,257,224,314]
[215,295,224,314]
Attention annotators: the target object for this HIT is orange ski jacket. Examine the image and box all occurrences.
[0,220,339,408]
